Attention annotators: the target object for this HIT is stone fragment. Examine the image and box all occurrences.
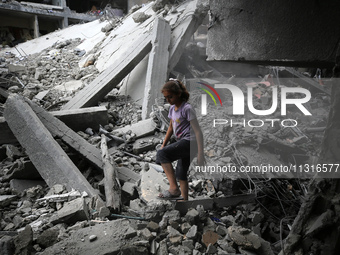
[216,225,228,236]
[98,207,111,219]
[227,226,261,250]
[132,12,151,23]
[141,228,153,241]
[206,243,218,254]
[0,195,17,208]
[181,222,191,234]
[14,225,33,255]
[122,182,136,197]
[185,208,199,224]
[186,225,198,240]
[50,197,89,224]
[167,226,183,244]
[36,226,60,248]
[147,221,160,233]
[89,235,97,242]
[0,236,15,255]
[157,239,168,255]
[182,239,194,250]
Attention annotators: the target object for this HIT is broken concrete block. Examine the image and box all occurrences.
[216,225,228,237]
[147,221,160,233]
[305,209,333,236]
[139,166,169,204]
[8,63,26,73]
[157,239,168,255]
[206,243,218,254]
[98,207,111,219]
[122,182,136,197]
[9,179,45,194]
[14,225,33,255]
[141,228,153,241]
[50,197,89,225]
[113,118,156,139]
[167,226,183,245]
[180,222,191,234]
[132,138,157,154]
[132,12,151,23]
[36,226,60,248]
[186,225,198,240]
[0,195,17,208]
[185,208,199,224]
[0,236,15,255]
[227,226,261,250]
[34,68,44,80]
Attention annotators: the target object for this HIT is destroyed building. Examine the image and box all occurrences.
[0,0,340,254]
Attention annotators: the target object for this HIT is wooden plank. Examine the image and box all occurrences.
[0,106,108,145]
[62,33,153,110]
[4,94,99,198]
[142,17,171,120]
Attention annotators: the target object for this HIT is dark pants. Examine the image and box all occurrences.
[156,139,198,181]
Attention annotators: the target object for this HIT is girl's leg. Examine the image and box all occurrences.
[179,179,189,200]
[161,162,181,196]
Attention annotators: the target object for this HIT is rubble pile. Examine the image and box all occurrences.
[0,38,100,111]
[0,0,334,254]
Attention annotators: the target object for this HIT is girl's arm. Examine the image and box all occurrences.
[161,119,174,148]
[190,118,205,166]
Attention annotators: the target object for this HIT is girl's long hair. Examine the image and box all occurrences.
[161,79,189,102]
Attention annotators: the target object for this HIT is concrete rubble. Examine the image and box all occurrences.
[0,0,334,254]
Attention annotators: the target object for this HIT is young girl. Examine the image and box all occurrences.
[157,79,205,200]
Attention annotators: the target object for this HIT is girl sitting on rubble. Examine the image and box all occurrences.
[157,79,205,200]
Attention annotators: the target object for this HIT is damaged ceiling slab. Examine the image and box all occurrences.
[207,0,340,66]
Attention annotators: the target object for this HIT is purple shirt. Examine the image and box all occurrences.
[168,102,197,140]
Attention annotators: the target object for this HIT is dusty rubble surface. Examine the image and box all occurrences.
[0,1,334,255]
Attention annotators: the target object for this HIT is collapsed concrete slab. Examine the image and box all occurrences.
[50,106,108,131]
[62,32,153,110]
[4,94,99,198]
[142,17,171,120]
[38,219,138,255]
[112,118,156,139]
[26,99,104,171]
[0,106,108,145]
